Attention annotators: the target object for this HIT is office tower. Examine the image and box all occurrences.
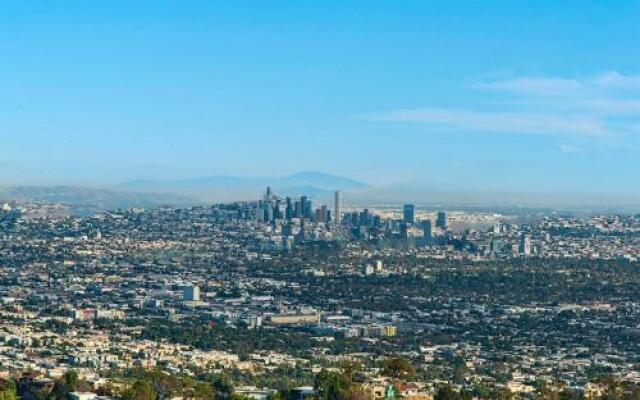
[315,205,328,223]
[403,204,415,224]
[256,202,265,223]
[300,196,311,218]
[351,211,359,225]
[265,204,273,222]
[285,197,293,220]
[359,209,369,227]
[334,191,341,225]
[282,223,293,237]
[298,217,306,241]
[399,222,408,238]
[306,199,313,218]
[183,285,200,301]
[294,200,302,218]
[436,211,448,229]
[420,219,433,240]
[303,198,312,219]
[519,234,531,255]
[273,199,282,220]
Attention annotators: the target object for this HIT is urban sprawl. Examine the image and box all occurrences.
[1,187,640,400]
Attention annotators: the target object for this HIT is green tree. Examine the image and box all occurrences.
[64,370,79,392]
[380,356,416,380]
[212,374,234,399]
[434,385,472,400]
[48,380,70,400]
[121,380,156,400]
[314,370,350,400]
[0,380,18,400]
[340,385,371,400]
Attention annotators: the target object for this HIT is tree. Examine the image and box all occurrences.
[314,370,350,400]
[435,386,457,400]
[434,385,472,400]
[0,380,18,400]
[341,386,371,400]
[121,380,156,400]
[192,382,214,399]
[338,361,362,382]
[48,380,70,400]
[380,356,416,380]
[64,370,79,392]
[212,374,234,399]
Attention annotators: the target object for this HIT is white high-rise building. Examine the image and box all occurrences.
[334,191,341,225]
[519,235,531,256]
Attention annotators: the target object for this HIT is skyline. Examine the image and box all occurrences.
[1,1,640,201]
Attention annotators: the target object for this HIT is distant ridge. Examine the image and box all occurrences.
[116,171,369,202]
[0,185,196,215]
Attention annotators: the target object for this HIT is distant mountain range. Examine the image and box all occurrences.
[3,172,635,215]
[116,171,369,202]
[0,172,369,215]
[0,186,195,216]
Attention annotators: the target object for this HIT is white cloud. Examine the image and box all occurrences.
[582,99,640,115]
[476,71,640,95]
[559,144,583,154]
[377,107,608,137]
[474,77,582,96]
[376,71,640,138]
[592,71,640,90]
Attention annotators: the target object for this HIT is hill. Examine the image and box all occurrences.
[116,171,369,202]
[0,186,196,215]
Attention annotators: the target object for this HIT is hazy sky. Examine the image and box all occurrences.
[1,1,639,197]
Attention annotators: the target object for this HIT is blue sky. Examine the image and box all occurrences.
[1,1,639,198]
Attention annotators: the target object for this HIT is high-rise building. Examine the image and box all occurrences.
[256,202,265,223]
[334,191,341,225]
[403,204,415,224]
[351,211,359,225]
[273,199,282,220]
[300,196,313,218]
[305,199,312,218]
[399,222,408,238]
[315,205,329,223]
[183,285,200,302]
[282,223,293,237]
[359,209,370,227]
[420,219,433,240]
[264,204,273,222]
[519,234,531,255]
[436,211,448,229]
[285,197,293,220]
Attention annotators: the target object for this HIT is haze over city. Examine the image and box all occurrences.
[1,1,639,207]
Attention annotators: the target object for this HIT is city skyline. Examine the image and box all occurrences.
[1,1,640,202]
[2,3,640,398]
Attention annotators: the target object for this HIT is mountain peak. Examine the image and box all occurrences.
[116,171,368,202]
[282,171,368,190]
